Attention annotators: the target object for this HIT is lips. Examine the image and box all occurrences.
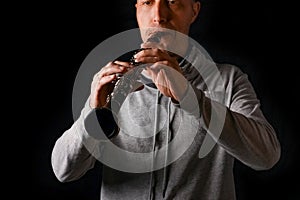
[146,31,164,43]
[147,33,161,43]
[145,28,175,43]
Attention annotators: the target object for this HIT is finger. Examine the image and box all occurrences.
[156,69,169,89]
[154,60,181,72]
[98,74,116,86]
[113,60,134,68]
[141,42,162,49]
[147,61,174,72]
[134,49,178,66]
[92,74,115,90]
[145,62,181,87]
[135,56,161,64]
[134,49,167,64]
[94,62,127,79]
[134,48,164,58]
[152,68,172,97]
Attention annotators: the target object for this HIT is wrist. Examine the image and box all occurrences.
[84,107,119,140]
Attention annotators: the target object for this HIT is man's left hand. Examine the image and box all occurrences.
[134,46,188,103]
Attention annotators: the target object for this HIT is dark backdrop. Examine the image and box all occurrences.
[31,0,299,199]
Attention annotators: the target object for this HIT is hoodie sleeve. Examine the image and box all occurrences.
[51,99,104,182]
[179,65,281,170]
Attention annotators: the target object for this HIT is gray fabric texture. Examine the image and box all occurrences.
[51,44,281,200]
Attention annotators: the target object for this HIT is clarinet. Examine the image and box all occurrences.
[87,36,161,139]
[85,51,146,140]
[107,35,162,114]
[106,52,146,115]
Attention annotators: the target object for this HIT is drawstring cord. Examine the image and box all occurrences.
[149,90,160,200]
[148,92,171,199]
[162,99,171,198]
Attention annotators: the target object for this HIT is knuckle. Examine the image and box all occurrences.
[153,48,159,54]
[107,61,113,66]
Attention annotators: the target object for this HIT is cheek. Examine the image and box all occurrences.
[136,11,149,27]
[172,22,190,35]
[176,17,194,32]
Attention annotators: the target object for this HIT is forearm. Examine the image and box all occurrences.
[51,100,101,182]
[178,84,280,170]
[200,96,281,170]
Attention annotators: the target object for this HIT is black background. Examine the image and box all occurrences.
[30,0,299,199]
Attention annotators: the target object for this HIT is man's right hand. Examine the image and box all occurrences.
[89,61,133,108]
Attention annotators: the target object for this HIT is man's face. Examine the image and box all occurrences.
[135,0,200,43]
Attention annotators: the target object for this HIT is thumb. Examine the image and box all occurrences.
[141,42,162,49]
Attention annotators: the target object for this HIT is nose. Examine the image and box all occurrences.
[153,1,169,24]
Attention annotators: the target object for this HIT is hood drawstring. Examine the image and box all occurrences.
[149,90,160,200]
[162,99,171,198]
[148,91,172,199]
[146,46,190,200]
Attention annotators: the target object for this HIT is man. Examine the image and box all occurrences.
[51,0,281,199]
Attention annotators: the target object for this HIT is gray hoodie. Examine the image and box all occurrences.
[51,44,281,200]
